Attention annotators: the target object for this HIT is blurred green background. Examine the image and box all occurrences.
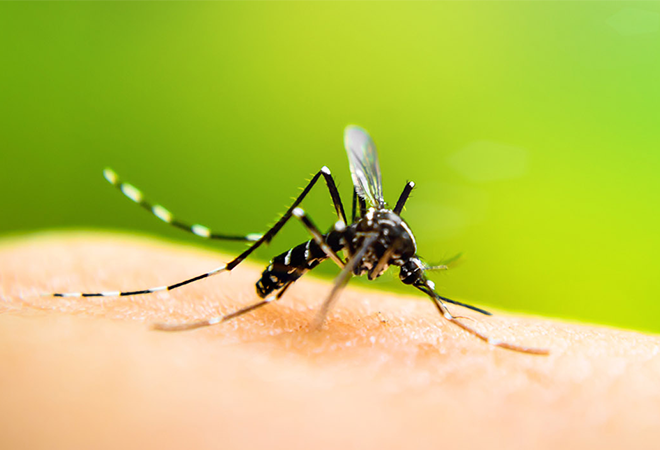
[1,2,659,333]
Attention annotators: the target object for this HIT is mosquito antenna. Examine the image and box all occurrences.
[45,264,228,299]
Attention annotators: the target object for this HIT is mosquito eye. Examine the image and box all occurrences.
[399,264,416,285]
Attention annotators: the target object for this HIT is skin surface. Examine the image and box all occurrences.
[1,232,660,450]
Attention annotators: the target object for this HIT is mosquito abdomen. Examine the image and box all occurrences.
[256,231,345,298]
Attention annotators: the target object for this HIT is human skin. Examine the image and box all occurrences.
[1,232,659,450]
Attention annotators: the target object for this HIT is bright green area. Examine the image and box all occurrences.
[1,2,659,332]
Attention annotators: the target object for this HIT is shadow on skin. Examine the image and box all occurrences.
[1,232,659,450]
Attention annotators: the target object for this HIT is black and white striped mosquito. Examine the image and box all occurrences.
[48,126,548,355]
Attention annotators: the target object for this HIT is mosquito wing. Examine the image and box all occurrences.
[344,125,384,208]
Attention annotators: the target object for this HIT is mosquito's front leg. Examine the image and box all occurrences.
[414,281,549,355]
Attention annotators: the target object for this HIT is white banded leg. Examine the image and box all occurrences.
[47,166,349,300]
[103,168,262,242]
[225,166,347,270]
[46,264,228,299]
[416,282,549,355]
[153,282,294,331]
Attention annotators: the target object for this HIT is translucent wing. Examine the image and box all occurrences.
[344,125,384,208]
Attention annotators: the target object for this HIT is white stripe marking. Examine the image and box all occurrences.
[304,241,311,260]
[191,224,211,238]
[62,292,82,298]
[321,166,331,175]
[121,183,143,203]
[103,168,118,185]
[284,249,292,266]
[101,291,120,297]
[149,286,168,292]
[208,265,227,275]
[152,205,172,223]
[246,233,263,242]
[292,207,304,218]
[400,220,417,252]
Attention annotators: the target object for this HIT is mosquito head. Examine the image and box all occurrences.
[399,257,426,285]
[349,208,417,280]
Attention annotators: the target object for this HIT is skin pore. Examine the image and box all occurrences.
[1,232,660,450]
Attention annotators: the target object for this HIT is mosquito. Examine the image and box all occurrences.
[47,126,548,355]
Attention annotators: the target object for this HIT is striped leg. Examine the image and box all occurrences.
[103,168,262,242]
[415,281,549,355]
[48,264,229,299]
[291,207,345,268]
[153,282,294,332]
[46,167,347,299]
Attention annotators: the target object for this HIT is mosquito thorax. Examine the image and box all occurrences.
[346,208,417,279]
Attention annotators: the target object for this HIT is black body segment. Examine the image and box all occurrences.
[256,230,346,297]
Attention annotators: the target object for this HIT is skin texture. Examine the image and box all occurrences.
[1,232,660,450]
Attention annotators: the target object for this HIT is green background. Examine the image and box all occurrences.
[1,2,659,333]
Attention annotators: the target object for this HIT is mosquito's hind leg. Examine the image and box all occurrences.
[153,282,294,332]
[103,168,262,242]
[46,166,348,300]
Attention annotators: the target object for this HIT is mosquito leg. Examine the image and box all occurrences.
[46,167,346,299]
[318,167,348,226]
[153,282,294,332]
[226,166,345,270]
[416,282,491,316]
[358,194,367,218]
[291,207,345,268]
[103,168,262,242]
[47,264,229,299]
[351,189,358,223]
[415,282,549,355]
[393,181,415,215]
[312,234,379,330]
